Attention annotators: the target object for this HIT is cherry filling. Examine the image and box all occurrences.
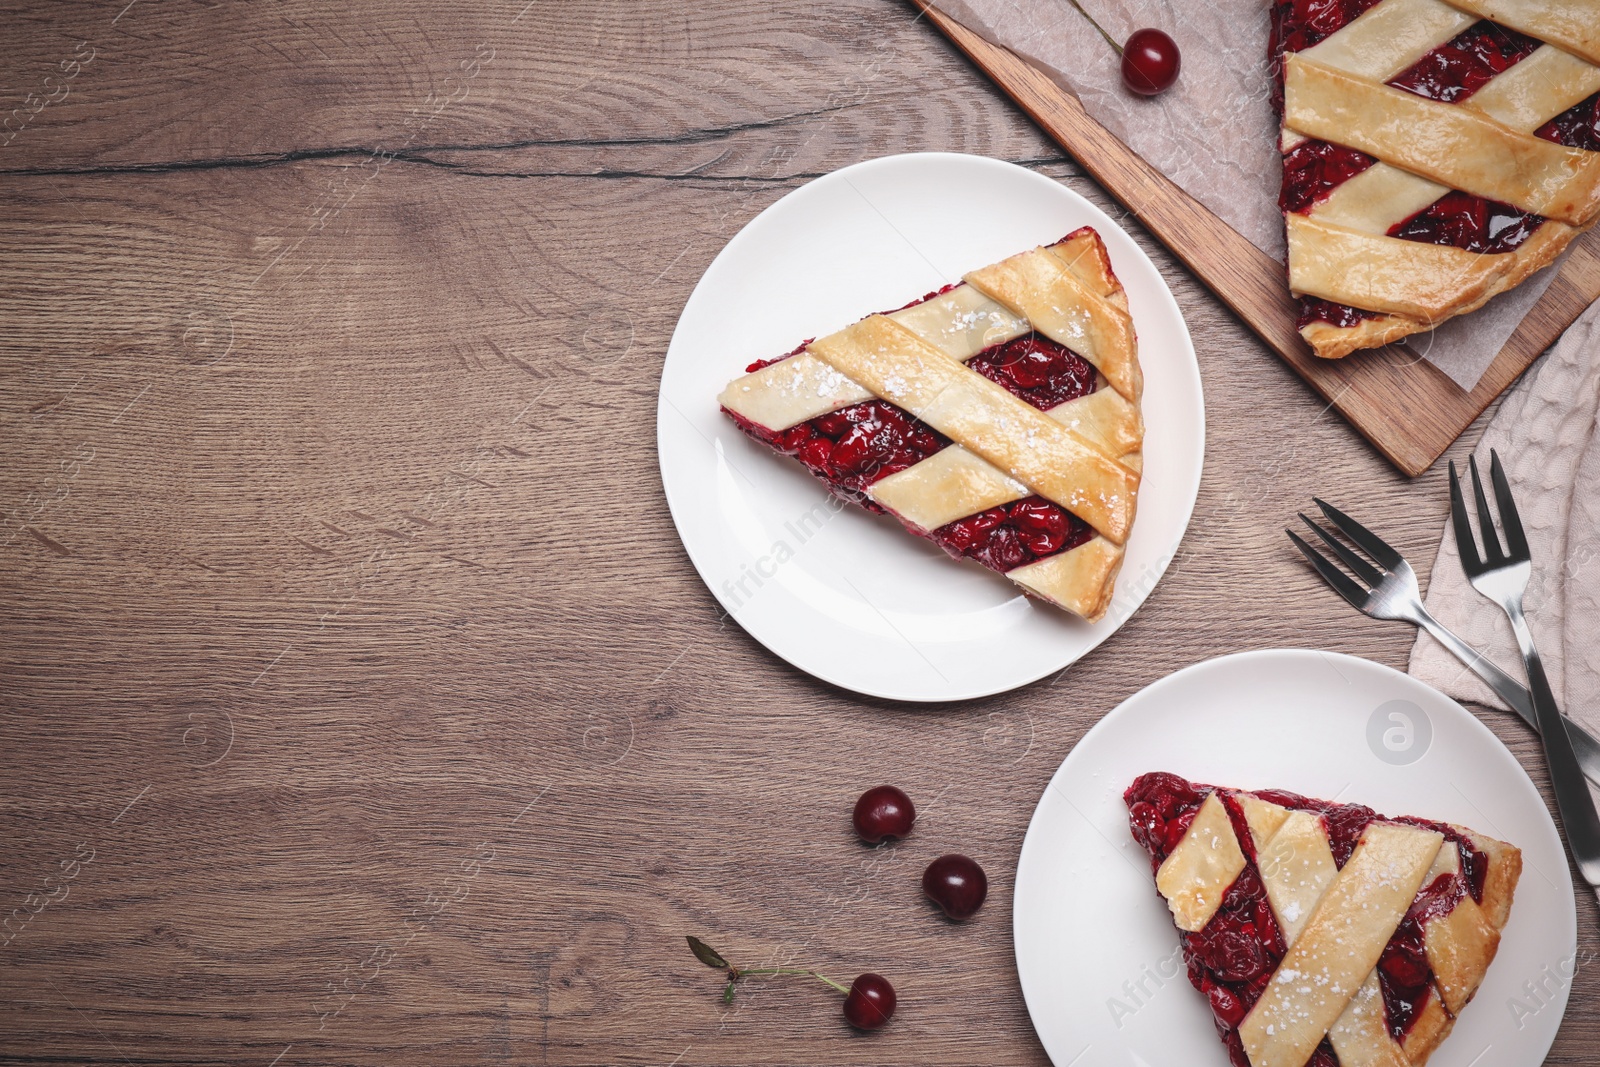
[1296,297,1379,329]
[1395,817,1489,906]
[1252,787,1379,866]
[1189,864,1284,1014]
[724,317,1103,577]
[1378,911,1432,1038]
[929,496,1092,574]
[1269,0,1382,53]
[724,401,949,512]
[967,334,1099,410]
[1387,22,1541,103]
[1126,774,1495,1054]
[1538,91,1600,152]
[926,335,1100,572]
[1376,871,1469,1040]
[1280,140,1376,214]
[1374,21,1548,258]
[1126,771,1212,861]
[1389,190,1543,253]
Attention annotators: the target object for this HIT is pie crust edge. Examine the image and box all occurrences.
[1297,217,1587,359]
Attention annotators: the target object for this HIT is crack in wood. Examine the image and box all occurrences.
[0,103,879,179]
[0,86,1071,183]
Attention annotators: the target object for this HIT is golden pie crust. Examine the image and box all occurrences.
[1278,0,1600,358]
[718,230,1143,620]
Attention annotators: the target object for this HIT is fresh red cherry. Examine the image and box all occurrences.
[842,973,896,1030]
[1121,28,1181,96]
[922,854,988,920]
[853,786,915,844]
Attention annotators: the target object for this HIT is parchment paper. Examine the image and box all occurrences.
[937,0,1560,390]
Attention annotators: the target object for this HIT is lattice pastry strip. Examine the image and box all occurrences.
[1274,0,1600,358]
[718,229,1143,621]
[1286,57,1600,222]
[1126,773,1522,1067]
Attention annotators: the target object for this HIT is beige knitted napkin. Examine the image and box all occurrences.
[1409,303,1600,748]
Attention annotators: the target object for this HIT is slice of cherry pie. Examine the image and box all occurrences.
[1126,771,1522,1067]
[718,228,1142,621]
[1273,0,1600,358]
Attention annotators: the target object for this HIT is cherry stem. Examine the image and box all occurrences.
[1062,0,1123,55]
[734,967,852,995]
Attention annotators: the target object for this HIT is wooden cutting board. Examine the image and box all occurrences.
[913,0,1600,476]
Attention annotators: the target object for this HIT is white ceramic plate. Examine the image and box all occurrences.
[1014,649,1576,1067]
[656,153,1204,701]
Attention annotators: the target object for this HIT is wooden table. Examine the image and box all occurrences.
[1,2,1594,1064]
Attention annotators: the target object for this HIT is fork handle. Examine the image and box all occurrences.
[1505,605,1600,888]
[1413,607,1600,791]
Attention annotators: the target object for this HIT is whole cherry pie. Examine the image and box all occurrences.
[1126,772,1521,1067]
[718,229,1143,621]
[1274,0,1600,358]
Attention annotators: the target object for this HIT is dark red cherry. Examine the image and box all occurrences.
[1187,915,1269,981]
[1127,800,1166,854]
[1161,818,1190,854]
[1000,343,1057,388]
[936,507,1006,553]
[1378,923,1430,988]
[1206,980,1248,1027]
[1121,28,1181,96]
[922,854,988,920]
[974,524,1027,571]
[1010,498,1070,556]
[842,973,896,1030]
[796,437,834,470]
[777,424,813,452]
[813,410,853,437]
[830,423,878,473]
[853,786,915,844]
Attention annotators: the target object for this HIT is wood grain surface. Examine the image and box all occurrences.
[914,0,1600,478]
[0,1,1594,1065]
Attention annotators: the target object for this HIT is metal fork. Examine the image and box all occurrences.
[1450,451,1600,891]
[1286,499,1600,790]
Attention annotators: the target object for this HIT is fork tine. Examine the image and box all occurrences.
[1299,513,1385,588]
[1312,498,1403,571]
[1287,529,1371,613]
[1488,450,1531,561]
[1467,455,1506,565]
[1448,461,1484,572]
